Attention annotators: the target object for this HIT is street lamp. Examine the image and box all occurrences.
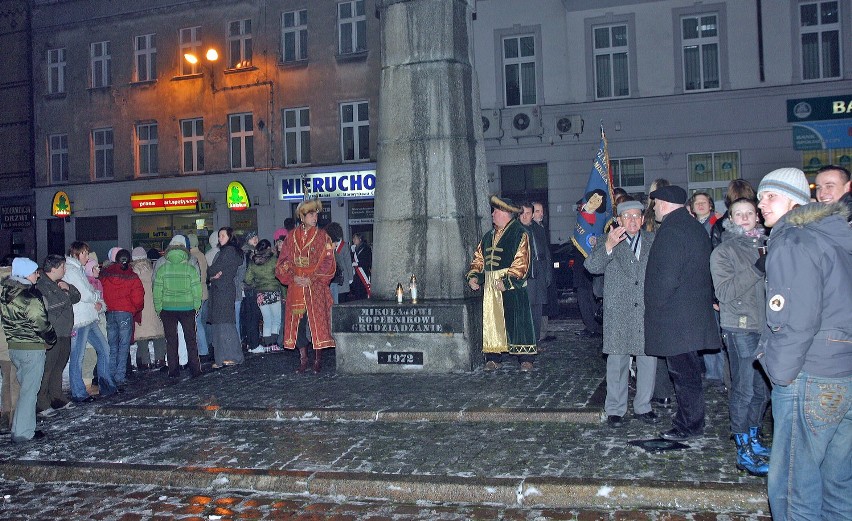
[184,48,219,91]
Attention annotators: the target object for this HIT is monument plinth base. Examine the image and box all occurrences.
[332,299,482,374]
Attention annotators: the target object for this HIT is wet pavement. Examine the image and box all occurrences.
[0,319,772,519]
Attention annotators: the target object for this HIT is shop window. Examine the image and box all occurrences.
[687,151,739,203]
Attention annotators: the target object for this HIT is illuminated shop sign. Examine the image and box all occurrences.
[131,191,200,213]
[227,181,250,211]
[52,191,72,218]
[280,170,376,201]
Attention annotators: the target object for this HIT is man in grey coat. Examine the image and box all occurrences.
[644,185,721,442]
[586,199,658,428]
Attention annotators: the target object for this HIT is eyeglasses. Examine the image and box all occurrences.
[619,214,642,220]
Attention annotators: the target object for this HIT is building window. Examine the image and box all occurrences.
[593,25,629,99]
[136,122,158,175]
[801,147,852,175]
[284,108,311,165]
[341,101,369,162]
[92,128,114,179]
[47,48,66,94]
[687,151,740,202]
[181,118,204,173]
[681,15,719,91]
[282,9,308,63]
[229,113,254,169]
[228,19,253,69]
[180,27,201,75]
[49,134,68,183]
[500,163,548,204]
[134,34,157,82]
[503,35,537,106]
[338,1,366,54]
[611,158,645,192]
[91,41,111,88]
[800,1,841,80]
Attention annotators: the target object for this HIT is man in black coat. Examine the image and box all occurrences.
[520,202,551,341]
[644,185,721,441]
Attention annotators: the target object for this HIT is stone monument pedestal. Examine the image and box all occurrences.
[332,299,482,374]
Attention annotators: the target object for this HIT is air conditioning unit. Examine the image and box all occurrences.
[507,106,543,139]
[481,109,503,140]
[556,115,584,136]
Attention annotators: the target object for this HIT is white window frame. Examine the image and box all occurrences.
[90,41,111,88]
[502,34,537,107]
[134,34,157,82]
[593,24,630,99]
[92,128,114,180]
[229,113,254,170]
[282,9,308,63]
[49,134,69,183]
[340,101,369,162]
[136,122,158,176]
[681,14,720,91]
[338,0,366,55]
[611,157,645,193]
[799,1,841,81]
[228,19,253,69]
[687,151,741,203]
[179,26,201,76]
[284,107,311,165]
[181,118,204,174]
[47,48,66,95]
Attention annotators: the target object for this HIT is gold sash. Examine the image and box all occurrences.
[482,268,509,353]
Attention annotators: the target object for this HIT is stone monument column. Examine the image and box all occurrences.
[371,0,490,300]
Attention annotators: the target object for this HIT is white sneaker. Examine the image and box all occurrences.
[37,408,58,418]
[248,345,266,354]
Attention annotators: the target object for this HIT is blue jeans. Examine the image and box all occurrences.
[70,322,116,400]
[107,311,133,385]
[768,372,852,520]
[723,330,769,433]
[9,349,45,442]
[196,300,209,356]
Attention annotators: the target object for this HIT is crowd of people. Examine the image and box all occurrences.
[0,199,373,444]
[467,164,851,520]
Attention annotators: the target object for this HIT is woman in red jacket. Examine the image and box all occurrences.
[100,249,144,388]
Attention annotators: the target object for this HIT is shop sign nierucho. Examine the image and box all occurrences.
[333,305,464,334]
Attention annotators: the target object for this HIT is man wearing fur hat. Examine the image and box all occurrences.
[1,258,57,443]
[276,199,336,373]
[467,195,537,371]
[755,167,852,520]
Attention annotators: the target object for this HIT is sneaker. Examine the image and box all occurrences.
[37,408,58,419]
[248,345,266,354]
[51,399,76,411]
[267,345,283,353]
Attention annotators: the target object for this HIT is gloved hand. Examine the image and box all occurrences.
[754,255,766,274]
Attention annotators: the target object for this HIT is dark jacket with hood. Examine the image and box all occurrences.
[0,276,57,349]
[709,220,767,333]
[758,202,852,385]
[36,275,81,337]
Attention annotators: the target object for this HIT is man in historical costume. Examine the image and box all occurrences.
[466,195,537,371]
[276,199,336,374]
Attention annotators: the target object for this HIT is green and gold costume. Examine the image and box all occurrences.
[467,219,537,355]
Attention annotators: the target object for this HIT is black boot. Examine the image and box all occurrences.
[313,349,322,374]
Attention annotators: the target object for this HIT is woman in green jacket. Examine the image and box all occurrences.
[245,239,285,352]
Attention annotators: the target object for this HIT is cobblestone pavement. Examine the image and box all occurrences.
[0,320,772,518]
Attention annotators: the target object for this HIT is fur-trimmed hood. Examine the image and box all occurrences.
[722,217,765,239]
[775,202,852,253]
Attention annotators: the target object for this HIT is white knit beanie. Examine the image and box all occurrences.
[757,168,810,206]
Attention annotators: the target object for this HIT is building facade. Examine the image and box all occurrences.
[31,0,381,261]
[0,0,35,263]
[472,0,852,244]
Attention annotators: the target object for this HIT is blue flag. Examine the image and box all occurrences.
[572,126,615,258]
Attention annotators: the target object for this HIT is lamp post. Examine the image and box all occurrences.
[184,48,219,91]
